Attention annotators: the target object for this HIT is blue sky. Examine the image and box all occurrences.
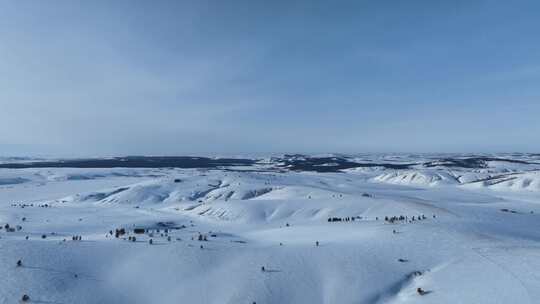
[0,0,539,156]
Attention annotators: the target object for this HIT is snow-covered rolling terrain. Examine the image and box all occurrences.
[1,154,539,303]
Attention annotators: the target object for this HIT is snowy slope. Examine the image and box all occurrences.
[373,170,460,186]
[464,171,540,192]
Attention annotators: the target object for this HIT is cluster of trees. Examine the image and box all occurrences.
[110,226,181,244]
[385,216,406,223]
[385,214,429,224]
[11,202,51,208]
[11,203,35,208]
[113,228,126,238]
[326,213,435,224]
[2,223,22,232]
[327,216,360,222]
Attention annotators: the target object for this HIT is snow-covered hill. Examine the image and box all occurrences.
[1,154,540,303]
[464,171,540,192]
[373,170,459,186]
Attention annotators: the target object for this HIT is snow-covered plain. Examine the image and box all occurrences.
[1,154,540,303]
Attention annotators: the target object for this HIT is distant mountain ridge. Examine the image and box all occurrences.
[1,154,539,173]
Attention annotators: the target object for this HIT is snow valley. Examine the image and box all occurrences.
[1,154,540,304]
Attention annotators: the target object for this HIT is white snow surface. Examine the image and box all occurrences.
[373,170,460,186]
[1,159,540,304]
